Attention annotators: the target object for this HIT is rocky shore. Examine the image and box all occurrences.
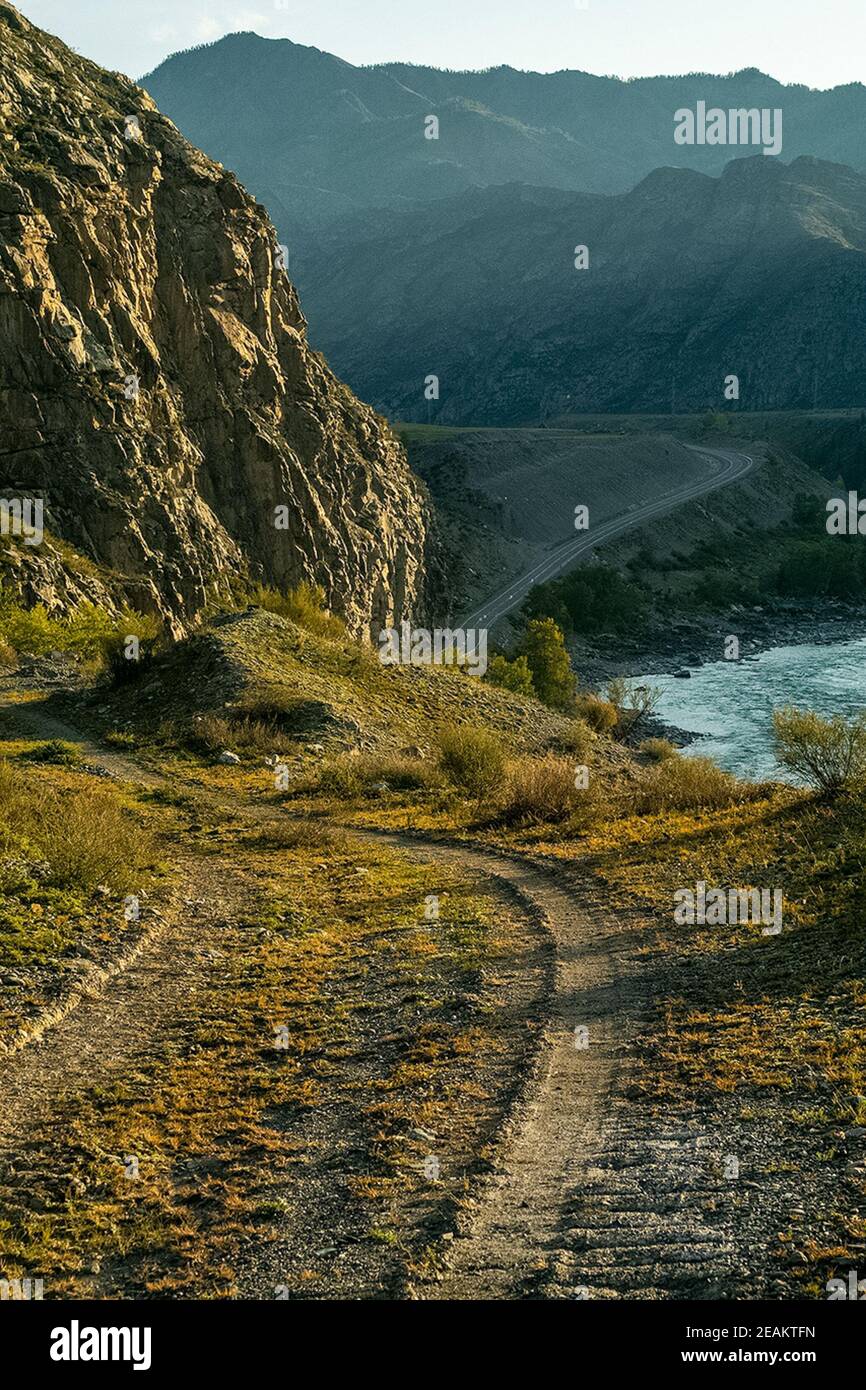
[575,599,866,689]
[574,599,866,749]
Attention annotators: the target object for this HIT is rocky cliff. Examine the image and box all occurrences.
[0,1,427,635]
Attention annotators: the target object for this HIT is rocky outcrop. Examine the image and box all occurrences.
[0,1,427,635]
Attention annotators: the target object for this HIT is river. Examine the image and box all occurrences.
[634,635,866,781]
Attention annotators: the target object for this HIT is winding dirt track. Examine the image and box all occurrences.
[0,693,751,1300]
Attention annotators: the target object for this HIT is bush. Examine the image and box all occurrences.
[0,590,159,672]
[251,583,345,639]
[605,678,662,742]
[772,706,866,795]
[438,726,506,798]
[316,753,436,797]
[486,653,535,698]
[639,737,678,763]
[23,739,82,766]
[0,761,154,892]
[187,712,279,759]
[548,718,596,760]
[0,602,59,655]
[498,755,582,824]
[575,692,619,735]
[631,754,745,815]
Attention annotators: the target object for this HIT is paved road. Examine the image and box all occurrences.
[458,446,754,632]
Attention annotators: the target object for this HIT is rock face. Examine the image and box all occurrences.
[0,1,428,635]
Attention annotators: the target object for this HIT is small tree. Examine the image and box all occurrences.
[517,619,576,710]
[772,706,866,796]
[606,677,662,742]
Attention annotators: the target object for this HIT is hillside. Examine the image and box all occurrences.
[298,157,866,422]
[0,1,427,636]
[401,427,731,614]
[141,34,866,242]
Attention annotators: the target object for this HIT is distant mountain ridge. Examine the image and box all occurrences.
[296,155,866,423]
[141,33,866,242]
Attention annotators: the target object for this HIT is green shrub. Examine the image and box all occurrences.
[438,726,506,798]
[0,602,60,655]
[486,653,535,698]
[772,706,866,795]
[23,739,82,766]
[251,583,345,639]
[0,591,159,672]
[517,619,576,710]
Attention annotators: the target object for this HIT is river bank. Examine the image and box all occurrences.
[575,599,866,690]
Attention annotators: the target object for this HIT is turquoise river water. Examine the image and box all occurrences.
[634,635,866,781]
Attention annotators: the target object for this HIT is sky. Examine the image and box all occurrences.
[14,0,866,89]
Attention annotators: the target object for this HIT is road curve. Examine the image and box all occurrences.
[458,446,754,631]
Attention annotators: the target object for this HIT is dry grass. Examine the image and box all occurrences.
[574,692,619,734]
[497,755,584,826]
[0,759,154,891]
[630,753,749,815]
[639,737,679,762]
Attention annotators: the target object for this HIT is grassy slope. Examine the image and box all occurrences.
[2,606,864,1297]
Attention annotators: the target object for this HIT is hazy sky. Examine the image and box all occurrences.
[15,0,866,89]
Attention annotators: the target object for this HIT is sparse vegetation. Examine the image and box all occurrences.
[250,582,346,640]
[773,706,866,796]
[630,753,747,814]
[438,726,506,798]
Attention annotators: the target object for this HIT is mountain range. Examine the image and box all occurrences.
[141,33,866,243]
[298,155,866,422]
